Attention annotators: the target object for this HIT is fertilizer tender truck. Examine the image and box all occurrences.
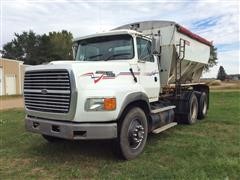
[24,21,212,160]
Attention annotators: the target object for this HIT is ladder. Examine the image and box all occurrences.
[175,38,186,96]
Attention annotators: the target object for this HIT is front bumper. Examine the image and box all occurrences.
[25,116,117,140]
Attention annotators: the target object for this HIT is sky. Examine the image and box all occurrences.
[0,0,239,78]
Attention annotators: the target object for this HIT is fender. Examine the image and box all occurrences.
[117,92,151,119]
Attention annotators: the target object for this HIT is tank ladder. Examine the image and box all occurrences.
[175,38,186,96]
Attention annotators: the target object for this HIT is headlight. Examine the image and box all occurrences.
[85,98,116,111]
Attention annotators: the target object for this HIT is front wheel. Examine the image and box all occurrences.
[117,107,148,160]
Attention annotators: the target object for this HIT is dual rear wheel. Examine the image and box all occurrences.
[184,92,208,124]
[197,92,208,119]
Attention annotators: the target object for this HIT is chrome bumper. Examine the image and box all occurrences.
[25,116,117,140]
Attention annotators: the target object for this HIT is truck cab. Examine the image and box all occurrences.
[24,21,210,160]
[72,29,160,100]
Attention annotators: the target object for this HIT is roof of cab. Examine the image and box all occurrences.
[73,29,141,42]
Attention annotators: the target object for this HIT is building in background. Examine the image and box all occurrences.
[0,58,25,95]
[227,74,240,81]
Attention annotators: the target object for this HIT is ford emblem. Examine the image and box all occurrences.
[41,89,48,95]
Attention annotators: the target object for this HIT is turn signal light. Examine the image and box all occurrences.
[104,98,116,111]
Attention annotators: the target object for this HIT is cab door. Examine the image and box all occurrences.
[137,37,160,102]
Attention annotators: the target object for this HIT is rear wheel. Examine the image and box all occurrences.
[197,92,208,119]
[117,107,148,160]
[183,93,199,124]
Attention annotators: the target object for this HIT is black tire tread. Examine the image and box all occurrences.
[115,107,148,160]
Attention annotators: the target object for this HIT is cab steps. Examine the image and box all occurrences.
[150,105,176,114]
[152,122,178,134]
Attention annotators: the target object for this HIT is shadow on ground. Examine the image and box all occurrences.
[24,133,164,162]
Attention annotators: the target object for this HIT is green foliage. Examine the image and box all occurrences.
[48,30,73,60]
[0,91,239,179]
[217,66,227,81]
[205,46,218,71]
[1,30,73,65]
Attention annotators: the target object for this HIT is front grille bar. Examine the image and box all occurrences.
[24,69,71,114]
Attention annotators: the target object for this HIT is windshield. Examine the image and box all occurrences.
[75,34,134,61]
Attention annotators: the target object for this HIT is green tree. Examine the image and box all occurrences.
[217,66,227,81]
[1,31,41,64]
[1,30,73,65]
[48,30,73,60]
[205,46,218,71]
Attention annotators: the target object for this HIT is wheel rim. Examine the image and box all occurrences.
[191,101,197,120]
[127,118,145,149]
[202,99,207,115]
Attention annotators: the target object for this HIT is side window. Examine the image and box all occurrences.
[137,37,153,62]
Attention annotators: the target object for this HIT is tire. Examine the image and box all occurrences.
[185,93,199,124]
[117,107,148,160]
[197,92,208,119]
[42,134,62,143]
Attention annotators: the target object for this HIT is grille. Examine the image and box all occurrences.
[24,69,71,113]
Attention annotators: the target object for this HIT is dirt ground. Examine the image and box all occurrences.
[201,80,240,90]
[210,81,240,90]
[0,96,24,110]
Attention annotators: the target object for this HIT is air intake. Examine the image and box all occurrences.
[24,69,71,113]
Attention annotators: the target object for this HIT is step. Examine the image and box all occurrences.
[151,105,176,114]
[152,122,178,134]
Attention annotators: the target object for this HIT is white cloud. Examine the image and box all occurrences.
[202,49,240,78]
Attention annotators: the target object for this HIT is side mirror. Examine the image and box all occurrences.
[72,43,78,60]
[151,32,161,55]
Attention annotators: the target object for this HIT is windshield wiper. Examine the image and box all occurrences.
[88,54,103,60]
[104,53,131,61]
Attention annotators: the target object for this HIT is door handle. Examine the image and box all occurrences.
[154,76,158,82]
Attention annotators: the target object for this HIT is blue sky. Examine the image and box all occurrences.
[0,0,239,78]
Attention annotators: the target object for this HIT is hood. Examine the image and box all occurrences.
[25,60,138,90]
[47,60,138,90]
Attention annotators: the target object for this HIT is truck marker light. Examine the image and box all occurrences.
[104,98,116,111]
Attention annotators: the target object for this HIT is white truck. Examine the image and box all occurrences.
[24,21,212,160]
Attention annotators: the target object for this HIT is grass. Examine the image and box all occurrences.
[0,91,240,179]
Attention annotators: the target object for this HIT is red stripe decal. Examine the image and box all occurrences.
[177,25,212,46]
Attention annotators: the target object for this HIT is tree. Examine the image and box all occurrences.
[204,46,218,71]
[1,30,73,65]
[1,31,40,64]
[48,30,73,60]
[217,66,227,81]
